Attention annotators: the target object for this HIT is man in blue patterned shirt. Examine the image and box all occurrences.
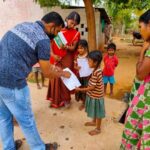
[0,12,69,150]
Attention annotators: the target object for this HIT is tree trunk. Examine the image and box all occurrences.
[83,0,97,51]
[121,23,125,36]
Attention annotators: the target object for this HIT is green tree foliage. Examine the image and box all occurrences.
[36,0,149,34]
[35,0,61,7]
[36,0,101,7]
[100,0,150,34]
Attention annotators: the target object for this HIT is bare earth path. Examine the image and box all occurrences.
[0,82,126,150]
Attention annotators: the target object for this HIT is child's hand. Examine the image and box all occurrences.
[74,65,81,71]
[75,87,81,91]
[77,66,81,70]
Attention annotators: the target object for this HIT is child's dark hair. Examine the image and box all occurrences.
[107,43,116,51]
[42,12,64,27]
[139,9,150,24]
[88,50,102,69]
[66,11,80,25]
[78,39,89,53]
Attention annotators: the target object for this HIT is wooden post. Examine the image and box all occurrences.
[83,0,97,51]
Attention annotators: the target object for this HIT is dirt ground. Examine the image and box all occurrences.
[0,82,127,150]
[0,37,142,150]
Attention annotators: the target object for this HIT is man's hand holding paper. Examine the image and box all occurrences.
[61,68,81,91]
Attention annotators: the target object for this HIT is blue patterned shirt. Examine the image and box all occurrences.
[0,21,50,89]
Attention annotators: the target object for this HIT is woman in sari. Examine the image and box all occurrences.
[47,11,80,108]
[120,10,150,150]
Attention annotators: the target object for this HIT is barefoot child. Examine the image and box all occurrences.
[32,63,45,89]
[74,39,89,110]
[103,43,118,95]
[76,50,105,135]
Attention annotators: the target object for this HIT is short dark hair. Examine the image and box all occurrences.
[107,43,116,51]
[78,39,89,53]
[139,9,150,24]
[66,11,80,25]
[88,50,102,69]
[42,11,64,27]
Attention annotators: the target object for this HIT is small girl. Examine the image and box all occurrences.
[74,39,89,110]
[103,43,118,96]
[76,50,105,136]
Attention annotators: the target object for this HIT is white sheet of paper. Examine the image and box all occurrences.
[77,58,93,77]
[61,68,81,91]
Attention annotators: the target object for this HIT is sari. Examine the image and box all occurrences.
[47,28,80,108]
[120,49,150,150]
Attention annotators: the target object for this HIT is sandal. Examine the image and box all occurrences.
[50,104,59,108]
[89,128,101,136]
[47,98,53,101]
[15,139,23,150]
[45,142,58,150]
[59,101,65,107]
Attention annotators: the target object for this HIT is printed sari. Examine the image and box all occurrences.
[47,28,80,108]
[120,49,150,150]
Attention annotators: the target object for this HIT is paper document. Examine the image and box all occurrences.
[61,68,81,91]
[54,32,68,49]
[77,58,93,77]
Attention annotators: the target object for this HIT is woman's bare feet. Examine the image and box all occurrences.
[89,128,101,136]
[84,122,96,126]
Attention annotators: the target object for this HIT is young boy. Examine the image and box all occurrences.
[32,63,45,89]
[103,43,118,96]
